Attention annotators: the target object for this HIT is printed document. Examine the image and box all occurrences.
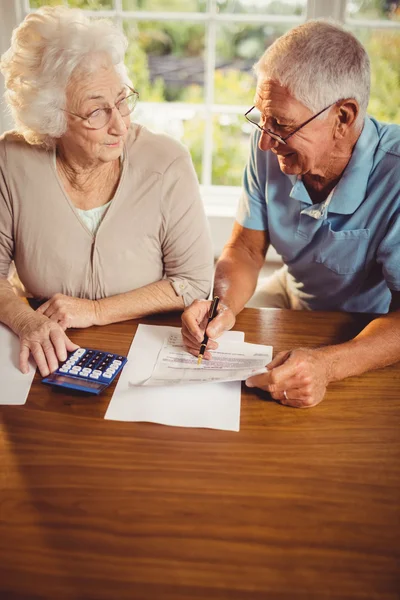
[105,324,249,431]
[0,323,36,405]
[139,333,272,386]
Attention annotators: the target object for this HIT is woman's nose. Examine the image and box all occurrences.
[109,107,128,133]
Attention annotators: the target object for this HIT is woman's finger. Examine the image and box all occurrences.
[36,300,50,315]
[49,327,69,363]
[41,339,60,374]
[64,333,80,352]
[29,343,51,377]
[19,344,31,374]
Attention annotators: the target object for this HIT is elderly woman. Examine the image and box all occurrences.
[0,6,213,377]
[182,20,400,408]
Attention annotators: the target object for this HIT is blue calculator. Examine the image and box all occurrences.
[42,348,128,395]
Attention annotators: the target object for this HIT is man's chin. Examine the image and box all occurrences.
[277,154,301,174]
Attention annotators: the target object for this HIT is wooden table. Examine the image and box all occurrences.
[1,308,399,600]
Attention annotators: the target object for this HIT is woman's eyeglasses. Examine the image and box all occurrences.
[62,86,139,130]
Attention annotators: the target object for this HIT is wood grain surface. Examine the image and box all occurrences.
[1,308,399,600]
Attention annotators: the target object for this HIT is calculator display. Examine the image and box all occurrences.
[45,373,106,392]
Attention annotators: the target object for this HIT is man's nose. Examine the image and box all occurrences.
[258,131,279,152]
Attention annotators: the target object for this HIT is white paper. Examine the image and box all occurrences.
[104,324,244,431]
[0,323,36,405]
[139,333,272,386]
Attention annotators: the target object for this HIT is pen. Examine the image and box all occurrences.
[197,296,220,366]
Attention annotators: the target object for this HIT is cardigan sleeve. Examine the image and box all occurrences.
[0,139,14,279]
[160,151,213,306]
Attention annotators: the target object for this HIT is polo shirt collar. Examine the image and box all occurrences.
[287,116,379,215]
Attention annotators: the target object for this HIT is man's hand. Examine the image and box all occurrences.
[246,347,332,408]
[36,294,98,330]
[181,299,236,359]
[17,313,79,377]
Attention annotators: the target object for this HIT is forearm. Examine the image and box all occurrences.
[320,311,400,382]
[214,249,262,316]
[94,279,185,326]
[0,278,38,334]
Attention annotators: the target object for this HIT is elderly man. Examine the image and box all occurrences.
[182,20,400,408]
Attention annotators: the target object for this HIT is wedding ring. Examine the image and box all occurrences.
[283,390,288,401]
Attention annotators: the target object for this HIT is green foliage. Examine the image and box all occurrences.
[30,0,113,7]
[360,30,400,123]
[29,0,400,185]
[122,0,206,11]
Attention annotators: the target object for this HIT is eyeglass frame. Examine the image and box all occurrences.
[62,85,139,130]
[244,102,336,145]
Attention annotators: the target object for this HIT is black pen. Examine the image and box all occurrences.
[197,296,220,366]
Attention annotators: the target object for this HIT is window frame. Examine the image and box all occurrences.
[2,0,400,209]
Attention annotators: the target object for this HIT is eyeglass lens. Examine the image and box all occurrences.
[245,107,284,142]
[87,90,138,128]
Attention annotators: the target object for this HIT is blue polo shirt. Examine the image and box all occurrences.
[237,116,400,313]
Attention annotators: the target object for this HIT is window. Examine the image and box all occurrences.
[5,0,400,202]
[22,0,307,194]
[345,0,400,124]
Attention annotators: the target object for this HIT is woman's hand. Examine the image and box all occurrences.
[181,299,236,359]
[36,294,98,329]
[17,313,79,377]
[245,348,332,408]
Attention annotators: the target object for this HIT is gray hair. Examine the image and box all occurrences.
[0,6,131,147]
[254,20,370,128]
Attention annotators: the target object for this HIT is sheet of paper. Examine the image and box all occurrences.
[0,323,36,405]
[139,333,272,386]
[104,324,244,431]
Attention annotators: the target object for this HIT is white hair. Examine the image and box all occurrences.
[254,20,370,129]
[0,6,131,147]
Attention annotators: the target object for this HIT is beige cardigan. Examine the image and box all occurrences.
[0,125,213,306]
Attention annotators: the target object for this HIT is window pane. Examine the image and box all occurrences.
[350,28,400,123]
[347,0,400,21]
[217,0,306,16]
[133,104,204,181]
[212,113,250,186]
[215,23,291,105]
[30,0,114,7]
[124,20,205,103]
[122,0,207,11]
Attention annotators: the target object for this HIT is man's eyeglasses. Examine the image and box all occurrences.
[244,102,336,145]
[62,86,139,130]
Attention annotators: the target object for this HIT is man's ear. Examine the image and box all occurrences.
[335,99,359,138]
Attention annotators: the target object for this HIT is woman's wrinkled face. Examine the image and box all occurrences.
[254,79,337,177]
[61,60,131,165]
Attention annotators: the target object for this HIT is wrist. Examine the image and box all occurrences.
[13,309,47,337]
[92,299,103,327]
[315,345,342,384]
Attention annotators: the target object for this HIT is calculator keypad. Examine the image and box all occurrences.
[57,349,127,384]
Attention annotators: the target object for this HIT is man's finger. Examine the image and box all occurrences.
[206,312,232,339]
[182,314,206,342]
[181,328,202,348]
[266,350,291,370]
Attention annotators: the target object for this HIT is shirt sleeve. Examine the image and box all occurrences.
[0,141,14,279]
[376,208,400,292]
[236,129,268,231]
[160,151,213,306]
